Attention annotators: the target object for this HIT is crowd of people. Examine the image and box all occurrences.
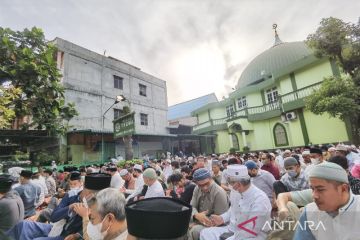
[1,143,360,239]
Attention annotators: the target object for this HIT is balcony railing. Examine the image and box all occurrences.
[212,118,227,125]
[192,82,323,132]
[247,101,280,115]
[193,121,212,132]
[281,83,322,104]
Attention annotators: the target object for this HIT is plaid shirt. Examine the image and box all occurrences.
[280,170,309,191]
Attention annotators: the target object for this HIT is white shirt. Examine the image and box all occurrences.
[144,180,165,199]
[30,179,45,207]
[126,174,145,201]
[163,165,173,181]
[110,172,124,189]
[221,184,272,239]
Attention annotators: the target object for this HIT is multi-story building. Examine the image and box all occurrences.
[168,93,218,155]
[191,30,350,153]
[54,38,170,163]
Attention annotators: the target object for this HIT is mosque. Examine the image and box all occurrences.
[191,25,350,153]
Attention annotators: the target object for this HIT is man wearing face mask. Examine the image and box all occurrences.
[6,173,111,240]
[37,171,83,223]
[303,148,324,179]
[84,188,127,240]
[188,168,228,240]
[245,160,276,204]
[273,157,309,197]
[200,165,272,240]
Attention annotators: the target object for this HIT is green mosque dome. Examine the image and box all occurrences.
[236,26,313,89]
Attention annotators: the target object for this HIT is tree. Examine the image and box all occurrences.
[0,85,21,128]
[0,27,77,135]
[306,17,360,144]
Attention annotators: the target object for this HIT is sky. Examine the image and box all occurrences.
[1,0,359,106]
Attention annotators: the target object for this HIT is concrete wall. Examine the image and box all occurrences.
[303,110,349,144]
[295,60,332,89]
[215,130,231,153]
[115,141,163,158]
[246,92,263,107]
[55,38,168,135]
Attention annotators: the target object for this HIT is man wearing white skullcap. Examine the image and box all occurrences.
[294,162,360,240]
[200,165,272,240]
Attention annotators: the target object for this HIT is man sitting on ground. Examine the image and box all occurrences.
[294,162,360,239]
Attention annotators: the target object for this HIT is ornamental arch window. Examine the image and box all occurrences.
[273,123,289,147]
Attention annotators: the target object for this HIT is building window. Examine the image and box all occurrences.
[140,113,148,126]
[139,84,147,96]
[273,123,289,146]
[266,87,278,103]
[114,76,123,89]
[226,105,235,117]
[114,109,123,119]
[237,96,247,109]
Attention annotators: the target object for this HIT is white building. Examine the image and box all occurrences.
[54,38,171,163]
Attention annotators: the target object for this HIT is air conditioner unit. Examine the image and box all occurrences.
[285,111,297,121]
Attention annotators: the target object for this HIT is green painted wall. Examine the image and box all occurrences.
[285,117,305,147]
[198,111,210,123]
[295,60,332,89]
[228,118,254,130]
[215,130,231,153]
[210,107,227,119]
[303,110,349,144]
[279,75,293,95]
[69,145,101,165]
[250,118,279,150]
[247,92,263,107]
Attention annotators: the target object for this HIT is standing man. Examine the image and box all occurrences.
[188,168,229,240]
[200,165,272,240]
[14,170,41,219]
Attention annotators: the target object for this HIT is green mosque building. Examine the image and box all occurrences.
[191,26,351,153]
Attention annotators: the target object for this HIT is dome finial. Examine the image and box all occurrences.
[272,23,283,47]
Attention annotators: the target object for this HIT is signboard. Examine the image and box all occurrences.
[113,112,135,138]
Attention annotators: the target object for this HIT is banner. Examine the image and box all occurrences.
[113,112,135,138]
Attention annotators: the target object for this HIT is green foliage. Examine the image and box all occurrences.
[0,27,78,135]
[229,147,237,154]
[306,76,360,120]
[12,150,29,161]
[243,146,250,153]
[122,106,131,115]
[117,159,143,168]
[0,86,22,128]
[33,150,58,166]
[306,17,360,143]
[306,17,360,79]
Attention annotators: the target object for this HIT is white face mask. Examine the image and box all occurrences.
[311,158,320,165]
[86,216,109,240]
